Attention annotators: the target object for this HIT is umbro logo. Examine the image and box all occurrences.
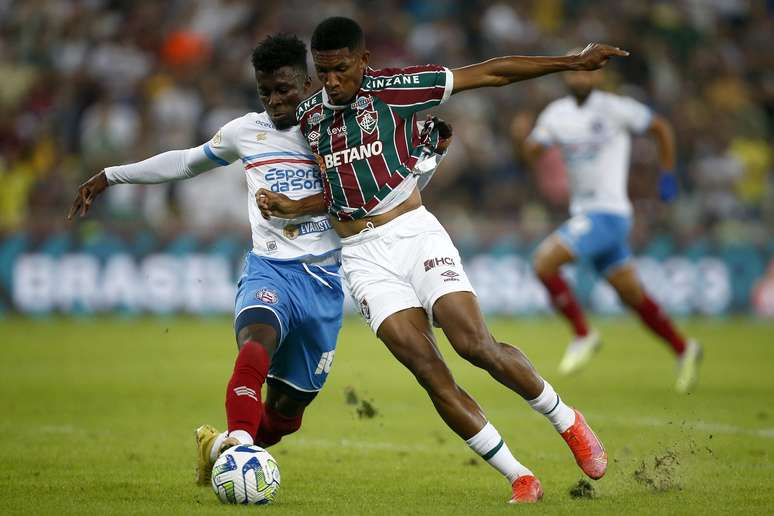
[233,386,257,401]
[441,270,460,282]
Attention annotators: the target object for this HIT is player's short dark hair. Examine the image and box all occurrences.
[251,33,307,74]
[311,17,364,52]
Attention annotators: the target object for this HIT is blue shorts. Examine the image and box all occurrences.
[555,212,632,275]
[234,253,344,393]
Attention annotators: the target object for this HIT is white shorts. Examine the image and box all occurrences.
[340,206,476,333]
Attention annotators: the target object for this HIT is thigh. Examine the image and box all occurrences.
[376,307,451,381]
[593,216,633,275]
[556,213,614,264]
[533,234,576,275]
[403,227,475,321]
[432,291,489,346]
[605,262,644,306]
[342,242,422,334]
[234,255,295,344]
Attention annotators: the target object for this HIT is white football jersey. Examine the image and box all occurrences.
[528,90,652,216]
[206,112,340,261]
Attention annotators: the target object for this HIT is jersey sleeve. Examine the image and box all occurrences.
[527,108,557,147]
[371,65,453,118]
[201,117,242,167]
[105,117,244,185]
[608,95,653,134]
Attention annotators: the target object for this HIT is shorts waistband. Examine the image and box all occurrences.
[250,250,341,268]
[340,206,428,246]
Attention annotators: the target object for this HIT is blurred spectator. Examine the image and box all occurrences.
[0,0,771,252]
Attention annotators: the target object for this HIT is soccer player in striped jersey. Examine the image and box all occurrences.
[68,33,450,487]
[514,66,702,392]
[257,16,628,503]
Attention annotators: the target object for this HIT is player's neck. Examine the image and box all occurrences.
[572,90,593,106]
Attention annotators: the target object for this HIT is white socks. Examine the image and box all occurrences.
[210,432,228,462]
[466,422,533,482]
[209,430,252,462]
[527,379,576,433]
[229,430,253,446]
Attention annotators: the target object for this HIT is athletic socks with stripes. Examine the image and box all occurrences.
[527,379,576,433]
[465,422,533,482]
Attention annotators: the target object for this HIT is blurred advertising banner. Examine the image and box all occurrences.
[1,233,772,317]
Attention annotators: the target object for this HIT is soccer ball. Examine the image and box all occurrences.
[211,445,281,505]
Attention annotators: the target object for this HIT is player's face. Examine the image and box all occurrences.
[312,47,369,105]
[256,66,311,129]
[564,70,601,98]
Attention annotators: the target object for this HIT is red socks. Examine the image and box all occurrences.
[226,341,270,440]
[255,405,304,447]
[541,273,589,337]
[633,294,686,355]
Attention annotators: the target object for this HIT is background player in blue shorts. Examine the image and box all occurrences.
[515,63,702,393]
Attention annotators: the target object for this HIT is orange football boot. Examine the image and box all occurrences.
[560,409,607,479]
[508,475,544,504]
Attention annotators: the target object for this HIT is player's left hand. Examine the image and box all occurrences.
[573,43,629,71]
[256,188,297,220]
[658,171,679,202]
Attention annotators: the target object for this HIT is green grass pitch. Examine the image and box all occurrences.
[1,316,772,515]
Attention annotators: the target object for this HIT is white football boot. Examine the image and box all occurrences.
[675,339,702,393]
[558,330,601,375]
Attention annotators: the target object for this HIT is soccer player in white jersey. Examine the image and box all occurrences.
[69,35,342,485]
[514,65,702,392]
[257,16,630,504]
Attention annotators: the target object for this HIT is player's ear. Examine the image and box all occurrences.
[303,74,313,94]
[359,49,370,72]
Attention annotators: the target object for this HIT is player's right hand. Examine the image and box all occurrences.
[256,188,296,220]
[68,170,109,220]
[658,171,679,202]
[573,43,629,71]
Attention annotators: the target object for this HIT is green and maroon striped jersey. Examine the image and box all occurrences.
[296,65,453,220]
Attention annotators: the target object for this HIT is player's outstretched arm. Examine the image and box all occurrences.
[256,189,327,220]
[67,147,222,220]
[647,114,678,201]
[647,114,676,172]
[68,170,109,219]
[451,43,629,94]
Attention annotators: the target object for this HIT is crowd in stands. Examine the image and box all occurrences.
[1,0,772,253]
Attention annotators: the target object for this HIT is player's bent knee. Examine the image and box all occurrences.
[449,326,496,367]
[533,252,557,279]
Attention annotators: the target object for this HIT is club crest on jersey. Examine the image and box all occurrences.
[309,112,323,126]
[356,109,378,134]
[283,225,300,240]
[351,95,372,110]
[256,287,279,304]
